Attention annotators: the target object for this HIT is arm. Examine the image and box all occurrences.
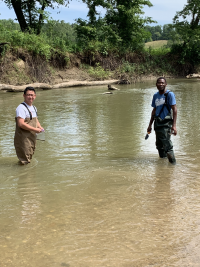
[36,118,44,130]
[17,117,43,133]
[147,107,156,133]
[171,104,177,135]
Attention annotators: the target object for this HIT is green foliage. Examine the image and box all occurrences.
[118,47,177,76]
[0,22,70,63]
[172,0,200,66]
[0,28,51,58]
[0,19,20,31]
[81,0,112,24]
[144,24,178,42]
[75,0,155,52]
[42,20,76,43]
[2,0,155,54]
[75,18,98,45]
[75,17,122,52]
[87,63,110,80]
[0,43,10,58]
[146,46,170,56]
[0,19,77,52]
[121,61,135,73]
[41,20,77,52]
[1,7,197,78]
[162,24,177,40]
[2,0,71,34]
[104,0,155,49]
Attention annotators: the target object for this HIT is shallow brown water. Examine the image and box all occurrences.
[1,79,200,267]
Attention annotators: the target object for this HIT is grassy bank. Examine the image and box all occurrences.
[145,40,168,49]
[0,26,195,85]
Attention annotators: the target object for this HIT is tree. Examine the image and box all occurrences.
[147,25,162,41]
[104,0,155,49]
[0,19,20,30]
[172,0,200,65]
[75,0,155,51]
[2,0,71,34]
[173,0,200,31]
[154,31,161,40]
[75,0,114,47]
[162,24,175,40]
[81,0,111,24]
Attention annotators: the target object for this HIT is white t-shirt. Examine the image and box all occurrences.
[16,102,37,119]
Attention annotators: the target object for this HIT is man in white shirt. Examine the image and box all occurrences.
[14,87,44,164]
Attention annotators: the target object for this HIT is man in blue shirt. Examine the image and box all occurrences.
[147,77,177,164]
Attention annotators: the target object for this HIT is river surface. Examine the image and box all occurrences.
[0,79,200,267]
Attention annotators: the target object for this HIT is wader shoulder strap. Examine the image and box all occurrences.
[21,103,37,120]
[158,91,171,117]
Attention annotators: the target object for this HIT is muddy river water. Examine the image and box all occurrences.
[0,79,200,267]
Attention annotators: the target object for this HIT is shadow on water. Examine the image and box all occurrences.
[0,79,200,266]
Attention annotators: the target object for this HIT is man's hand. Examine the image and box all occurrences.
[17,117,43,133]
[171,126,177,136]
[37,126,44,132]
[35,128,43,133]
[147,126,152,133]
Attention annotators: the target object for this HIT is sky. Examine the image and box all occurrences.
[0,0,188,26]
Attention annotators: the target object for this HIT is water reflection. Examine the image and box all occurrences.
[0,79,200,266]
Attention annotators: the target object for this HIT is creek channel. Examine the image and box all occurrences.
[0,79,200,266]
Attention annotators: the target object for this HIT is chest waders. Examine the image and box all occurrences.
[154,92,176,164]
[14,104,37,164]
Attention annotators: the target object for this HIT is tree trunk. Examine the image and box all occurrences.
[37,2,46,35]
[11,0,29,32]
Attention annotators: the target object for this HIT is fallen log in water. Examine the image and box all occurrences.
[0,80,119,92]
[186,73,200,79]
[0,83,52,92]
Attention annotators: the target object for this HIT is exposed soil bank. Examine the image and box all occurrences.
[0,50,188,92]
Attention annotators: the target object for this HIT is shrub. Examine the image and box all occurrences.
[87,63,110,80]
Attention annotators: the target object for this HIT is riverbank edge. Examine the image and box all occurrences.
[0,74,185,92]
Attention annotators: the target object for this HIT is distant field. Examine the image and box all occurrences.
[145,40,168,49]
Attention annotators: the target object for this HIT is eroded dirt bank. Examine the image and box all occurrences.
[0,52,122,91]
[0,50,186,92]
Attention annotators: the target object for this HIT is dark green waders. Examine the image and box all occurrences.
[154,115,176,164]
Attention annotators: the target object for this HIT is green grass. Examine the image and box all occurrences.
[145,40,168,49]
[87,63,111,80]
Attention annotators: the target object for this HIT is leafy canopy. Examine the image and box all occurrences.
[2,0,71,34]
[172,0,200,65]
[76,0,155,51]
